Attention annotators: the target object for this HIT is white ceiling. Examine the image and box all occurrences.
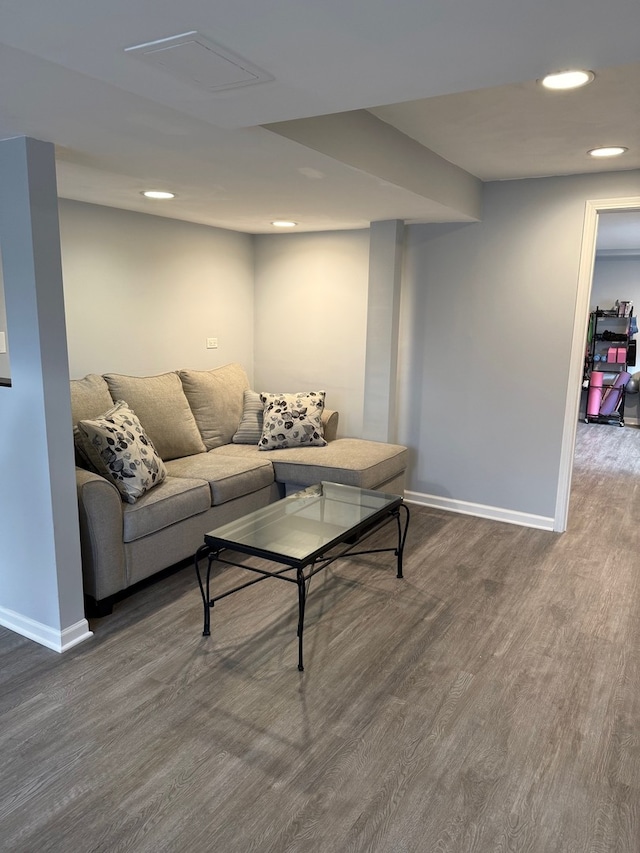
[0,0,639,240]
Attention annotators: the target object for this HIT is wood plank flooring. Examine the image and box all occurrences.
[2,423,640,852]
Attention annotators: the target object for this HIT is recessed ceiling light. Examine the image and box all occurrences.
[271,220,297,227]
[588,146,628,158]
[142,190,176,199]
[540,70,594,90]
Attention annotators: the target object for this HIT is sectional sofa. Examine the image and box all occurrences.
[70,362,407,616]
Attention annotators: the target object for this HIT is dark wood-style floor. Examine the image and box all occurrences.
[2,423,640,852]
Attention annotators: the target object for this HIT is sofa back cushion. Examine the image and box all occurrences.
[70,374,117,468]
[70,374,114,425]
[179,363,249,451]
[104,372,206,461]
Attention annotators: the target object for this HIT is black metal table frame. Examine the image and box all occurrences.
[194,499,410,671]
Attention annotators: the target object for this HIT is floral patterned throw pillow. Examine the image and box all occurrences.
[258,391,326,450]
[76,400,167,503]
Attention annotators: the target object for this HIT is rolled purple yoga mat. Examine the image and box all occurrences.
[599,371,631,415]
[587,371,603,416]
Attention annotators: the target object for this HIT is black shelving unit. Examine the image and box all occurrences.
[583,305,635,427]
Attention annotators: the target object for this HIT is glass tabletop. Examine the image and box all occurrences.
[204,481,402,565]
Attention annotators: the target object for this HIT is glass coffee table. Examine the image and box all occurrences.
[194,481,410,671]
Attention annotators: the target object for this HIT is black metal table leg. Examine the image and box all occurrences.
[394,503,411,578]
[194,543,217,636]
[297,566,307,671]
[204,551,216,637]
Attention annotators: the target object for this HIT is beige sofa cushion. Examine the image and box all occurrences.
[122,476,211,543]
[212,438,407,491]
[70,373,120,469]
[70,374,114,425]
[104,372,206,461]
[179,363,249,450]
[165,453,273,506]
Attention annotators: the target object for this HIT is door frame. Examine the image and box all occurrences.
[554,195,640,532]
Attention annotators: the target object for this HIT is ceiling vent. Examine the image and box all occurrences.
[124,31,273,91]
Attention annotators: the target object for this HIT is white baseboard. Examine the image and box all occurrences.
[404,491,555,532]
[0,606,93,653]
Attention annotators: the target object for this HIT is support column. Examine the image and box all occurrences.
[362,220,404,443]
[0,136,91,652]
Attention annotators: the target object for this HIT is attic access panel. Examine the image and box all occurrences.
[125,31,273,91]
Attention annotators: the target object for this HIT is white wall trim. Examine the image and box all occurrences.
[0,606,92,653]
[405,491,555,531]
[555,196,640,533]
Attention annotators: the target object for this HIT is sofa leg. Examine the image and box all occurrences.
[85,594,115,618]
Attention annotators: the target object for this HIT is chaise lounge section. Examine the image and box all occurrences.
[71,363,407,616]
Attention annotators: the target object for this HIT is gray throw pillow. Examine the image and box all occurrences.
[232,390,264,444]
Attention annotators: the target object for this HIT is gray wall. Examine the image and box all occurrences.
[399,170,640,522]
[253,230,370,439]
[0,257,8,378]
[60,207,372,438]
[59,200,255,380]
[251,171,640,524]
[591,255,640,314]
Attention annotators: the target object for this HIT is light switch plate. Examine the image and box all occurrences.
[0,332,6,353]
[206,337,218,349]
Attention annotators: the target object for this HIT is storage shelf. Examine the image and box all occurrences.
[583,304,633,428]
[590,364,628,371]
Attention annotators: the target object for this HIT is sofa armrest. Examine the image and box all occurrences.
[76,468,127,601]
[322,409,339,442]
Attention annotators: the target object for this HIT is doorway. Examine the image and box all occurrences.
[555,196,640,532]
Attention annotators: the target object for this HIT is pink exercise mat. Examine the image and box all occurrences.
[599,371,631,415]
[586,371,603,416]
